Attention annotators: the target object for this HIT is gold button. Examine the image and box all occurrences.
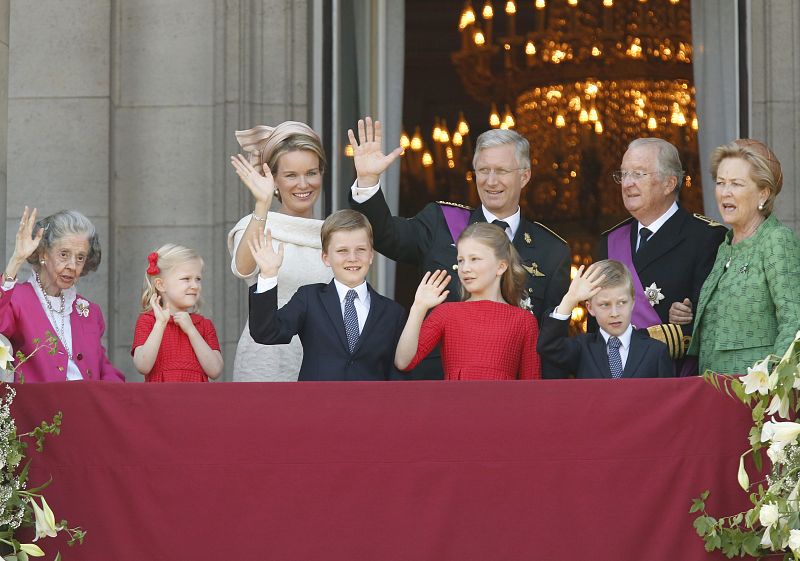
[58,366,64,372]
[528,288,533,293]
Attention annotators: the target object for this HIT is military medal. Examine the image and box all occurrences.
[522,262,545,277]
[524,232,532,244]
[644,282,665,307]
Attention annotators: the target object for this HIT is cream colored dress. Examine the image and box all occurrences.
[227,212,333,381]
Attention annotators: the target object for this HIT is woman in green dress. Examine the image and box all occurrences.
[689,139,800,375]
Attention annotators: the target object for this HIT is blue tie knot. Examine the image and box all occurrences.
[345,289,357,303]
[608,336,622,349]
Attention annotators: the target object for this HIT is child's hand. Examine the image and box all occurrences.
[150,294,170,325]
[173,311,195,334]
[557,264,605,314]
[412,270,450,311]
[248,229,284,279]
[230,153,276,206]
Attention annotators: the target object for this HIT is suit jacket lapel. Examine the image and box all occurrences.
[623,331,647,378]
[352,285,384,355]
[633,208,687,272]
[470,207,487,225]
[589,332,613,378]
[320,281,350,352]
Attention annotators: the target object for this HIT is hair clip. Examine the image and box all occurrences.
[147,252,160,275]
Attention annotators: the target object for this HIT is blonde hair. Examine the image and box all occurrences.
[709,138,783,216]
[586,259,634,297]
[141,244,204,312]
[457,223,527,307]
[320,209,373,252]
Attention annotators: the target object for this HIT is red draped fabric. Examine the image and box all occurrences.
[11,379,752,561]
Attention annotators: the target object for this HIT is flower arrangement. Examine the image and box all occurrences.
[0,334,85,560]
[692,330,800,559]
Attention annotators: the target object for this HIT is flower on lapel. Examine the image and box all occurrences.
[75,298,90,318]
[643,283,665,307]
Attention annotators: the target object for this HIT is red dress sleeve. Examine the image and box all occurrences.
[519,312,542,380]
[403,305,447,372]
[131,312,155,355]
[199,316,221,351]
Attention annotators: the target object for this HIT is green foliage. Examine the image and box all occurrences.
[693,332,800,558]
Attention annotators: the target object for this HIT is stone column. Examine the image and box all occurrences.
[0,0,8,265]
[750,0,800,234]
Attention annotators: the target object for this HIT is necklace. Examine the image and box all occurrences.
[35,272,73,359]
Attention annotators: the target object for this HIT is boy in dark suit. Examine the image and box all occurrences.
[248,209,406,381]
[537,259,673,379]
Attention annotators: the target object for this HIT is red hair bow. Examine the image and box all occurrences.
[147,252,160,275]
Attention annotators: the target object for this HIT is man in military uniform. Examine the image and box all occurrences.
[597,138,727,374]
[347,117,570,379]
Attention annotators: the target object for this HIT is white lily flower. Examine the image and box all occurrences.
[0,335,14,372]
[18,543,44,557]
[767,442,788,465]
[760,503,780,527]
[30,497,56,541]
[742,357,772,395]
[761,420,800,444]
[737,454,750,490]
[766,394,791,418]
[789,529,800,552]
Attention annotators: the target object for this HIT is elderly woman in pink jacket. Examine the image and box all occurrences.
[0,207,125,382]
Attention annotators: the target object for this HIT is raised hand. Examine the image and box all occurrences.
[230,153,276,206]
[557,264,606,315]
[412,270,451,311]
[150,294,171,325]
[5,207,44,281]
[347,116,403,187]
[247,228,284,279]
[669,298,693,325]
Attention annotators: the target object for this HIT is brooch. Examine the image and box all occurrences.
[644,283,665,307]
[739,263,749,274]
[522,262,545,277]
[520,295,535,314]
[75,298,90,318]
[524,232,532,245]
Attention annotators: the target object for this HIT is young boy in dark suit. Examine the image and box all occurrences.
[248,209,406,381]
[537,259,673,379]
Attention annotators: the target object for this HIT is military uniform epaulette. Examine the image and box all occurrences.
[533,222,568,245]
[436,200,474,211]
[600,216,635,237]
[692,213,726,228]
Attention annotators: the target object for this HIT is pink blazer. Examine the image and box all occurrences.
[0,282,125,383]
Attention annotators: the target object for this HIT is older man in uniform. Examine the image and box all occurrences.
[597,138,727,374]
[347,117,570,379]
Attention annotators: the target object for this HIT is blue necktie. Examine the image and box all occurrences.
[637,227,653,253]
[608,336,624,379]
[344,289,360,353]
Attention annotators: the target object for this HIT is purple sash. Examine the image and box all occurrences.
[440,204,471,243]
[607,223,661,329]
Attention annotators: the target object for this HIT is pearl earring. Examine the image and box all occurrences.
[274,188,279,197]
[40,260,45,265]
[758,202,765,211]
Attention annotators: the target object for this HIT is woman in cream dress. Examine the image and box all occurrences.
[228,121,332,381]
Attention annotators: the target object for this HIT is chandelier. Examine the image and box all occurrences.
[450,0,703,222]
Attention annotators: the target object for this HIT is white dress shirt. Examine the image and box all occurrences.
[637,202,678,250]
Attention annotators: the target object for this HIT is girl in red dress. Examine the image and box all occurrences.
[395,222,541,380]
[132,245,223,382]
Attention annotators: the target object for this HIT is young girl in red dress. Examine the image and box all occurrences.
[395,222,541,380]
[132,244,223,382]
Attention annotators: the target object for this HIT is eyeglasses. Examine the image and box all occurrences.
[474,167,526,178]
[612,170,656,184]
